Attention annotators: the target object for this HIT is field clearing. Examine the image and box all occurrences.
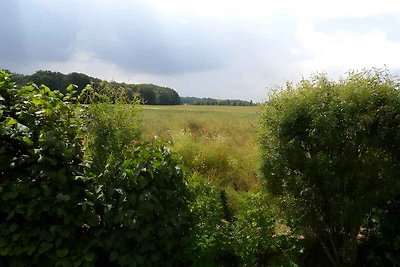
[141,105,263,192]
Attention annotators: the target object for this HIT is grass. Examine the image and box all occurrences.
[141,105,262,193]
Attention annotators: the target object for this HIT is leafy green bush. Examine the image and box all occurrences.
[0,71,193,266]
[189,175,239,267]
[234,193,300,267]
[80,84,141,175]
[0,71,99,266]
[94,142,192,266]
[189,175,300,267]
[80,83,192,266]
[259,69,400,266]
[359,196,400,266]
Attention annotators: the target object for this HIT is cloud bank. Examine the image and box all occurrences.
[1,0,400,101]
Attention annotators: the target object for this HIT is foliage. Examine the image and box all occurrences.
[0,70,99,266]
[359,196,400,266]
[181,96,255,106]
[81,83,192,266]
[189,175,300,267]
[259,69,400,266]
[11,70,181,105]
[234,193,300,267]
[80,84,141,175]
[10,69,255,106]
[133,84,181,105]
[189,175,239,267]
[0,71,193,266]
[95,142,192,267]
[12,70,98,94]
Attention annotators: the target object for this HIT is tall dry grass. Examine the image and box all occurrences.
[141,105,262,193]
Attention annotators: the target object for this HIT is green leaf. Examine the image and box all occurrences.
[6,117,17,126]
[84,251,96,262]
[66,84,78,92]
[2,190,18,201]
[0,239,8,248]
[86,212,99,226]
[110,251,118,261]
[9,223,18,232]
[56,248,69,257]
[22,136,33,146]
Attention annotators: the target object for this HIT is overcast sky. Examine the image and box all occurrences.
[1,0,400,101]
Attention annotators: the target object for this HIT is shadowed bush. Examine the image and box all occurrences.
[0,71,99,266]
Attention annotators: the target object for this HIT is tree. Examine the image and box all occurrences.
[66,72,94,90]
[259,69,400,266]
[134,84,157,104]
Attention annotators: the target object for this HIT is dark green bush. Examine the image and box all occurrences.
[259,69,400,266]
[359,196,400,266]
[94,142,192,266]
[0,71,99,266]
[189,176,239,267]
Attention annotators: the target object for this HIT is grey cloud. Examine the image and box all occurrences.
[75,2,230,75]
[1,0,229,75]
[0,1,26,61]
[0,0,80,66]
[1,0,299,82]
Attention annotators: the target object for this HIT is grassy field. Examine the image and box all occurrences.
[141,105,262,192]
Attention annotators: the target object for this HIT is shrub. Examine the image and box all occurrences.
[259,69,400,266]
[94,142,192,266]
[189,175,239,267]
[80,84,193,266]
[79,84,141,175]
[0,71,99,266]
[234,193,300,267]
[189,176,300,267]
[359,196,400,266]
[0,71,193,266]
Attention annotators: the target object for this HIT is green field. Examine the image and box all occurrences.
[141,105,262,192]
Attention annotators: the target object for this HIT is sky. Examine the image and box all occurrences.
[1,0,400,102]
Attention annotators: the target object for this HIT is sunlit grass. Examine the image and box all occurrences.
[141,105,262,192]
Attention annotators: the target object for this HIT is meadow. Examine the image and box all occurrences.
[141,105,263,193]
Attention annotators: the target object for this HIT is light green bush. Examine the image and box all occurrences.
[259,69,400,266]
[80,84,141,175]
[234,193,300,267]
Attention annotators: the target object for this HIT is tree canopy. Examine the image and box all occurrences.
[181,97,254,106]
[10,70,181,105]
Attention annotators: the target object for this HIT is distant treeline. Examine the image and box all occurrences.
[10,70,181,105]
[181,96,255,106]
[8,70,254,106]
